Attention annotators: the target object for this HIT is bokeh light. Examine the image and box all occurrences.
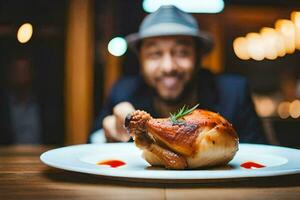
[246,33,265,61]
[275,19,296,54]
[107,37,127,57]
[254,96,276,117]
[17,23,33,44]
[260,27,279,60]
[291,11,300,50]
[233,37,250,60]
[289,99,300,118]
[275,31,287,57]
[277,101,290,119]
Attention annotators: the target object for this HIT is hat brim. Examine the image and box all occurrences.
[126,31,214,55]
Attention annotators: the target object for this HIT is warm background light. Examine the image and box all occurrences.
[233,37,250,60]
[278,101,291,119]
[260,27,280,60]
[246,33,265,61]
[233,11,300,60]
[17,23,33,44]
[275,19,296,54]
[291,11,300,50]
[253,96,276,117]
[289,99,300,118]
[275,31,287,57]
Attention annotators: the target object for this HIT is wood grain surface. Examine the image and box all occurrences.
[0,145,300,200]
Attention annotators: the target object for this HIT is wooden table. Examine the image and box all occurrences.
[1,145,300,200]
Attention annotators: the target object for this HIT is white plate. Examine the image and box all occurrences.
[40,143,300,182]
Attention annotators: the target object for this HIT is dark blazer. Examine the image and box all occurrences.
[91,69,267,144]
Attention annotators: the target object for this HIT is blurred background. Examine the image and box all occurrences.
[0,0,299,148]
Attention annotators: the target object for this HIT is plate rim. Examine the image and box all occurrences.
[40,143,300,181]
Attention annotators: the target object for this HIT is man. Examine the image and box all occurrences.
[0,57,64,145]
[0,58,42,144]
[91,5,267,144]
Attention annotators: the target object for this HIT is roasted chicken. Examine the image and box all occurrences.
[125,109,239,169]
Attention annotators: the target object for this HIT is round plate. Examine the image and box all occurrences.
[40,143,300,182]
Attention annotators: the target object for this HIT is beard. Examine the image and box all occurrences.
[152,71,198,105]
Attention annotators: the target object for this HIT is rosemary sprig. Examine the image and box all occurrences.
[170,104,199,124]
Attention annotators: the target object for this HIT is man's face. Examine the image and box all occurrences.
[9,59,32,89]
[140,36,197,101]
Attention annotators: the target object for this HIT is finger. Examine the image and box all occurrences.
[102,115,123,142]
[113,102,135,134]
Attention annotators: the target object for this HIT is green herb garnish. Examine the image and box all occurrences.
[170,104,199,124]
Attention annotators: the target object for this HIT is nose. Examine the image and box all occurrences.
[160,54,177,74]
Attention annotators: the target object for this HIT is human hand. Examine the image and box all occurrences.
[102,102,135,142]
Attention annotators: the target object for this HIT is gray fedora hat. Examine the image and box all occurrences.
[126,5,213,54]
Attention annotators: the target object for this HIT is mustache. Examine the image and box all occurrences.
[155,72,184,81]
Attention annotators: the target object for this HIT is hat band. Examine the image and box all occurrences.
[139,23,200,39]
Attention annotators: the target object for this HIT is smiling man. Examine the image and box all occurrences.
[91,5,267,144]
[140,36,196,101]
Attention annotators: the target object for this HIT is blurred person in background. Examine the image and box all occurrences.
[0,57,42,144]
[90,5,267,144]
[280,71,299,101]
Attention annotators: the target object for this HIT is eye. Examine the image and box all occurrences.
[147,51,162,59]
[174,49,190,57]
[173,48,191,57]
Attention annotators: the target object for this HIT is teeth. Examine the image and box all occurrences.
[161,77,178,88]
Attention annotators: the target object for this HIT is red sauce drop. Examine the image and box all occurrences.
[241,161,265,169]
[97,160,126,168]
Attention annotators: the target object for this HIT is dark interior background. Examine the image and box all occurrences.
[0,0,66,144]
[0,0,299,147]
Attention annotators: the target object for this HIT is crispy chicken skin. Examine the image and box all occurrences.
[125,109,239,169]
